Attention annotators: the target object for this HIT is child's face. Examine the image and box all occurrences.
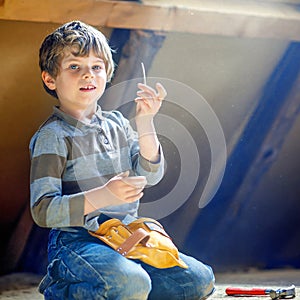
[42,49,107,113]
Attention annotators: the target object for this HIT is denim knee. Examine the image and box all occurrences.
[177,253,216,300]
[199,264,216,299]
[112,262,152,299]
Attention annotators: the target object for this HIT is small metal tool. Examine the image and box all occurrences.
[225,285,296,299]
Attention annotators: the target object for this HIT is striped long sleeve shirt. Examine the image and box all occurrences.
[29,106,164,232]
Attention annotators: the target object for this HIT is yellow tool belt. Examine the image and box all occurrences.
[89,217,188,269]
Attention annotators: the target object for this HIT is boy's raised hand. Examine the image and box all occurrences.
[135,82,167,118]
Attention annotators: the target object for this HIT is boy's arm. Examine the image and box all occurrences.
[135,82,167,162]
[135,116,160,163]
[30,130,87,228]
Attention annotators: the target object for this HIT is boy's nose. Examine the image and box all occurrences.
[82,68,95,79]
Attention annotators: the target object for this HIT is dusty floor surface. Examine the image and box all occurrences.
[0,269,299,299]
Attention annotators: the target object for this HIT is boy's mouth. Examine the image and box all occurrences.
[80,85,96,91]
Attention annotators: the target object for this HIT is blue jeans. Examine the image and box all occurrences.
[39,227,215,300]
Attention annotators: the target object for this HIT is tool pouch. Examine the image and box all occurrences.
[89,217,188,269]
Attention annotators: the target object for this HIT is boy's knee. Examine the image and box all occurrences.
[121,265,152,299]
[199,265,216,299]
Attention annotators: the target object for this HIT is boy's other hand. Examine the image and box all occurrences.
[84,171,147,214]
[105,171,147,203]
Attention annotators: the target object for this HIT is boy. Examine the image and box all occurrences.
[30,20,215,299]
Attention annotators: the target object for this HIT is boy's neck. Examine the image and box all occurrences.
[59,104,97,123]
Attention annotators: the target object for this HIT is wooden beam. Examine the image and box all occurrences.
[221,45,300,220]
[101,29,166,112]
[0,0,300,40]
[184,42,300,268]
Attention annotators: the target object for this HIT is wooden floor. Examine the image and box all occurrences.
[0,269,299,299]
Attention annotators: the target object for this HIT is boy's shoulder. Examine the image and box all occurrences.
[29,110,78,158]
[29,113,68,151]
[34,113,66,137]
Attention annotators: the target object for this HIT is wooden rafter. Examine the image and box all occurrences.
[0,0,300,40]
[183,42,300,267]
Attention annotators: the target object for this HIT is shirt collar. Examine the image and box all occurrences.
[53,105,104,129]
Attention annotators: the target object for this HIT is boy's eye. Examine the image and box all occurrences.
[70,65,79,70]
[92,65,102,70]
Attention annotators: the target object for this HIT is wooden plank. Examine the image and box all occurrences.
[146,0,300,5]
[0,0,300,40]
[224,49,300,219]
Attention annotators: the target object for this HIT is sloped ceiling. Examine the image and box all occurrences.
[0,0,299,40]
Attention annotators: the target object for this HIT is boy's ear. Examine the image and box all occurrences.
[41,71,56,90]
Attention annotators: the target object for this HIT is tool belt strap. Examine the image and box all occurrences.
[116,228,150,256]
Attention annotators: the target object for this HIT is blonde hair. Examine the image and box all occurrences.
[39,20,115,98]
